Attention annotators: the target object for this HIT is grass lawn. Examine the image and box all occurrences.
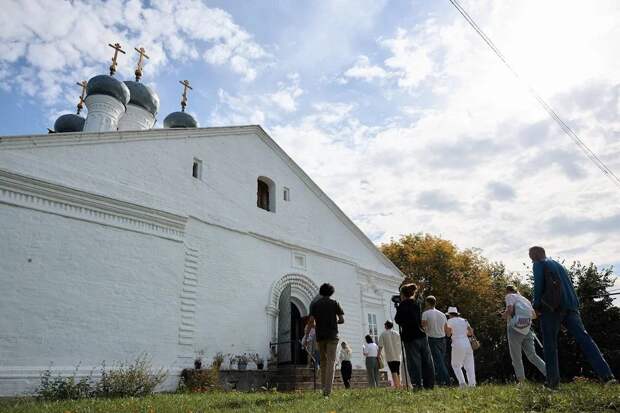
[1,383,618,413]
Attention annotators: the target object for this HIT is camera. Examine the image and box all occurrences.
[391,294,401,307]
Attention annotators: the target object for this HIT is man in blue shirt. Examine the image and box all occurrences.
[530,246,615,388]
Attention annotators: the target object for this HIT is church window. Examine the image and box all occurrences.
[192,158,202,180]
[367,313,378,343]
[283,187,290,201]
[257,176,276,212]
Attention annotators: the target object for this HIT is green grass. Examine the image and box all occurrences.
[1,383,618,413]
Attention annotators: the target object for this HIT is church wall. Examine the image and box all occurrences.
[0,129,400,279]
[0,204,185,395]
[182,217,383,370]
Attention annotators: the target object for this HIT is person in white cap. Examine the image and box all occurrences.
[445,306,476,387]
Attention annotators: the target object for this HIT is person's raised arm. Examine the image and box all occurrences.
[336,302,345,324]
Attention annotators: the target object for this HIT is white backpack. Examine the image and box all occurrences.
[510,298,533,335]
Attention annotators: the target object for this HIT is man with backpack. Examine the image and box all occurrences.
[530,246,616,389]
[502,285,546,383]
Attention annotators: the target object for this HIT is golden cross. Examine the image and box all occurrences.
[133,46,150,81]
[108,42,126,76]
[76,80,87,115]
[179,79,193,112]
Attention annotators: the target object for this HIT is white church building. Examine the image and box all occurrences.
[0,48,403,395]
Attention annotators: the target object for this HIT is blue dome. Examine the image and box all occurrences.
[123,81,159,115]
[53,113,85,133]
[163,111,198,128]
[86,75,130,106]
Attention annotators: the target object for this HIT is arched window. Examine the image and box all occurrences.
[257,176,275,212]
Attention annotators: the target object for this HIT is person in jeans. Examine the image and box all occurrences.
[378,320,402,388]
[502,285,546,382]
[445,306,476,387]
[307,283,345,397]
[421,296,450,385]
[363,335,380,388]
[530,246,616,389]
[394,283,435,389]
[338,341,353,389]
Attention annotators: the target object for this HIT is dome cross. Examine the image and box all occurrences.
[107,42,126,76]
[179,79,193,112]
[75,80,87,115]
[133,47,150,81]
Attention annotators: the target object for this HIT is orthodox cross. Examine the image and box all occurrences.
[76,80,87,115]
[133,46,149,82]
[179,80,193,112]
[108,42,126,76]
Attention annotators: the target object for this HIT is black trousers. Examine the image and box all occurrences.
[341,360,352,389]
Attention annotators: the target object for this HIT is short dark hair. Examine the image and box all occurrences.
[319,283,335,297]
[400,283,417,298]
[529,246,546,261]
[425,295,437,307]
[365,334,373,343]
[384,321,393,329]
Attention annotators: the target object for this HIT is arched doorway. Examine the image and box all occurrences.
[267,274,319,365]
[290,303,308,365]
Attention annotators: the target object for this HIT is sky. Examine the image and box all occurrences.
[1,0,619,287]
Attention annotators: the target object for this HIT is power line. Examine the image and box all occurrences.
[447,0,620,190]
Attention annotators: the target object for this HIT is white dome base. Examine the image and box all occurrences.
[83,94,126,133]
[117,104,156,131]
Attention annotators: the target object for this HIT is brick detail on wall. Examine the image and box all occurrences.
[178,245,200,346]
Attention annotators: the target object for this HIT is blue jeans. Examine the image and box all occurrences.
[428,337,450,385]
[403,337,435,389]
[541,310,614,388]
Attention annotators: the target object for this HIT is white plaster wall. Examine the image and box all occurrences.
[0,127,403,394]
[184,217,371,369]
[0,129,399,277]
[0,204,185,395]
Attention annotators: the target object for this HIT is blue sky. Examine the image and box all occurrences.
[1,0,619,287]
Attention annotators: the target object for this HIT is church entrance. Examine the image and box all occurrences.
[276,285,308,365]
[290,303,308,365]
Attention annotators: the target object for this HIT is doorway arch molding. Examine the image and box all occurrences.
[266,273,319,342]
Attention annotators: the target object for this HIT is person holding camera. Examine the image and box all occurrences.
[394,283,435,389]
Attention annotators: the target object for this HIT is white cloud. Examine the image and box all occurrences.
[0,0,269,105]
[270,75,303,112]
[344,55,388,81]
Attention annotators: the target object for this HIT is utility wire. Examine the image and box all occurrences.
[447,0,620,190]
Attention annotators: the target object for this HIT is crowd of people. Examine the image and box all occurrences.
[303,246,616,397]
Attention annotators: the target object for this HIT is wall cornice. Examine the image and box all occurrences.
[0,169,186,242]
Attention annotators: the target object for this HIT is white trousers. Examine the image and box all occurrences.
[451,341,476,387]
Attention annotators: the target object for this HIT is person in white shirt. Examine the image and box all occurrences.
[338,341,353,389]
[502,285,546,382]
[445,306,476,387]
[378,320,402,388]
[421,296,450,385]
[362,335,380,387]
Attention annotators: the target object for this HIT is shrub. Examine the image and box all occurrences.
[95,354,167,398]
[37,365,93,400]
[36,354,166,400]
